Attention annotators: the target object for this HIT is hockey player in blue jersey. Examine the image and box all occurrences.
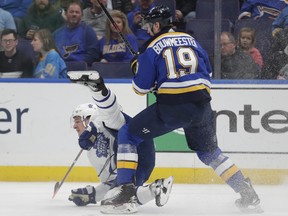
[67,70,173,211]
[238,0,288,20]
[99,5,263,214]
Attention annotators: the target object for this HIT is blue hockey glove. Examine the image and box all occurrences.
[78,122,98,150]
[68,185,96,206]
[130,55,139,75]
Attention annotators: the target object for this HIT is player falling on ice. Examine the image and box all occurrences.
[67,70,173,212]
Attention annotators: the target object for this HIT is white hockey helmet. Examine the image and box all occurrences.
[71,103,98,125]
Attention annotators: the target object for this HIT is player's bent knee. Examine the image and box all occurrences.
[196,147,222,165]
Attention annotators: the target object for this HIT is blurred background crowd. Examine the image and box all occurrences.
[0,0,287,80]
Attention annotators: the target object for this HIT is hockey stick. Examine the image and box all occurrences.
[52,149,84,199]
[96,0,138,56]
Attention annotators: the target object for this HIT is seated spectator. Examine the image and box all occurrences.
[53,0,99,66]
[98,10,138,63]
[221,31,260,79]
[237,27,263,69]
[0,29,34,78]
[31,29,67,78]
[272,6,288,37]
[261,27,288,79]
[82,0,112,40]
[107,0,133,14]
[0,0,32,19]
[175,0,197,22]
[238,0,288,20]
[18,0,65,40]
[0,8,17,33]
[239,0,245,8]
[277,63,288,79]
[127,0,154,41]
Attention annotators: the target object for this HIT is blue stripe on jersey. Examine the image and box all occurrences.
[93,89,111,103]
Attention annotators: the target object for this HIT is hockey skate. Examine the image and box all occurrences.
[100,183,137,214]
[67,70,105,92]
[235,178,264,213]
[150,176,174,207]
[68,185,96,206]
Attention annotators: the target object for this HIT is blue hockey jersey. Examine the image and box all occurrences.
[239,0,288,20]
[132,29,212,105]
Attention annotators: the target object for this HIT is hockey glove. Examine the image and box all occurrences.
[68,185,96,206]
[78,122,98,150]
[130,55,139,75]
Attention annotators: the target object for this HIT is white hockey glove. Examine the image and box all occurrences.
[68,185,96,206]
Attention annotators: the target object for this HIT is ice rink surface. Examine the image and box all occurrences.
[0,181,287,216]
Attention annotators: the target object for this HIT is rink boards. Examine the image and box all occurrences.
[0,79,288,184]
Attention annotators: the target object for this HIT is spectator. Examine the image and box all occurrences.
[82,0,112,40]
[0,29,34,78]
[261,27,288,79]
[272,6,288,37]
[53,0,99,66]
[175,0,197,22]
[0,0,32,18]
[221,31,260,79]
[237,27,263,69]
[0,8,17,33]
[98,10,138,62]
[31,29,67,78]
[127,0,154,41]
[238,0,288,20]
[239,0,245,8]
[18,0,65,40]
[277,63,288,79]
[107,0,133,14]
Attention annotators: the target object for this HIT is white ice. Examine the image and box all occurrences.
[0,181,287,216]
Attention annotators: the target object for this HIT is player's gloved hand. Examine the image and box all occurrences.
[78,122,98,150]
[68,185,96,206]
[130,54,139,75]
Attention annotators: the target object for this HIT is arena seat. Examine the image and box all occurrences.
[17,38,35,59]
[65,61,88,71]
[196,0,240,24]
[90,62,132,79]
[186,19,233,41]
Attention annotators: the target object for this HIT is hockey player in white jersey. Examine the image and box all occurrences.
[67,70,173,212]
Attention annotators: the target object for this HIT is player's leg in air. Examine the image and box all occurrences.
[67,70,174,213]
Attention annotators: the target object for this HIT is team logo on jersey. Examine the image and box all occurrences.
[63,44,79,58]
[93,132,109,157]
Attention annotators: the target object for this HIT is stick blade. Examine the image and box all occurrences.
[52,182,60,199]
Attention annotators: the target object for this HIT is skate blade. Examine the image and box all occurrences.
[100,203,137,214]
[67,71,100,81]
[238,204,264,214]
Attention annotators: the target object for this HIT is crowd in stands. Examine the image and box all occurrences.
[1,0,288,80]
